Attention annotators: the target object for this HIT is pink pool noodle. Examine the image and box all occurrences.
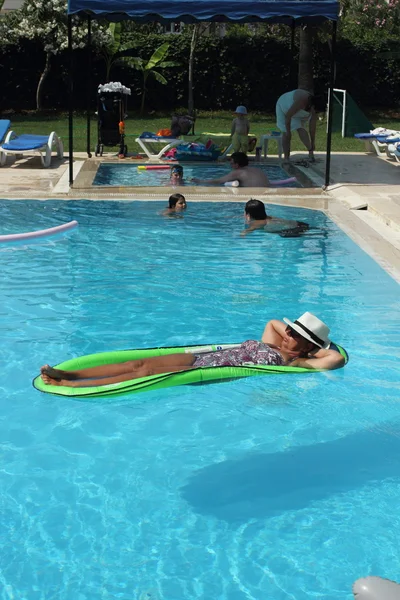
[0,220,78,243]
[270,177,297,185]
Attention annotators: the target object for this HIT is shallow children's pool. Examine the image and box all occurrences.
[1,199,399,600]
[93,162,301,187]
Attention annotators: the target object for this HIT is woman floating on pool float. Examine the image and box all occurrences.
[241,199,309,237]
[40,313,346,388]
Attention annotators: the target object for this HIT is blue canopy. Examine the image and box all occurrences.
[67,0,338,23]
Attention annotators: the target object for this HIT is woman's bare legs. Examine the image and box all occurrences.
[41,353,196,382]
[41,361,197,388]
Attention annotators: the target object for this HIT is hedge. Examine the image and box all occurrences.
[0,31,399,112]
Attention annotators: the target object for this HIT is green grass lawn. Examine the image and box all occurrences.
[5,110,400,154]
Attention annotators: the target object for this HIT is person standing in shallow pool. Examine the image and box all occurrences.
[276,89,317,162]
[192,152,269,188]
[241,199,309,237]
[39,312,345,388]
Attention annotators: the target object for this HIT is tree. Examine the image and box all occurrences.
[101,23,123,82]
[121,42,179,115]
[298,25,314,93]
[188,24,208,117]
[0,0,111,110]
[340,0,400,38]
[100,22,144,82]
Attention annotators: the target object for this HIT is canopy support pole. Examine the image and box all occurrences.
[290,19,296,88]
[86,15,92,158]
[68,15,74,186]
[324,20,337,189]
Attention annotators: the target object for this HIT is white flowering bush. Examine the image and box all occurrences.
[0,0,112,109]
[3,0,112,53]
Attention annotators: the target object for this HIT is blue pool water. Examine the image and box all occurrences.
[93,162,301,187]
[1,200,400,600]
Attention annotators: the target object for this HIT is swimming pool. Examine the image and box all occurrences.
[1,199,400,600]
[93,163,301,187]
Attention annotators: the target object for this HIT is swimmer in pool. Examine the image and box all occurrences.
[241,199,309,237]
[192,152,270,188]
[39,313,345,388]
[170,165,184,186]
[162,193,187,215]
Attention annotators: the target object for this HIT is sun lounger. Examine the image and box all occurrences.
[0,131,63,167]
[0,120,11,143]
[354,130,400,158]
[135,135,184,160]
[387,142,400,163]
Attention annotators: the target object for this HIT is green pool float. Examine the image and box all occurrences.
[32,342,348,400]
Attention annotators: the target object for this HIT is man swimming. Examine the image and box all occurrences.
[241,199,309,237]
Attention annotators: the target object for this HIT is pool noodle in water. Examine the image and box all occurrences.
[224,177,296,187]
[0,220,78,243]
[137,165,171,170]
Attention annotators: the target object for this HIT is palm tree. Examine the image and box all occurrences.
[126,43,179,115]
[101,23,123,81]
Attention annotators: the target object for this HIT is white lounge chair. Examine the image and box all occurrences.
[354,130,400,158]
[0,131,63,167]
[135,136,184,160]
[0,119,11,144]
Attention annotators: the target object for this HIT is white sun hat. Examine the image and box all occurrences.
[235,105,248,115]
[283,312,331,349]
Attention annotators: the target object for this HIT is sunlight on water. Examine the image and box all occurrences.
[0,200,399,600]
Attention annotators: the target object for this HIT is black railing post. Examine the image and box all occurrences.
[68,14,74,186]
[86,15,92,158]
[324,20,337,189]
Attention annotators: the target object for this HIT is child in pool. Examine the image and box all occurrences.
[170,164,184,186]
[162,193,187,215]
[241,199,309,237]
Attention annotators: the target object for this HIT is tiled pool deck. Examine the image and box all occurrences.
[0,150,399,281]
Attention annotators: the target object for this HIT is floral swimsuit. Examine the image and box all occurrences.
[193,340,284,368]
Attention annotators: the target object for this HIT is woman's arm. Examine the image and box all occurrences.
[284,97,307,132]
[290,349,345,371]
[261,319,286,345]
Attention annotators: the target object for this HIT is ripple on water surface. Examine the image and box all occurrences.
[0,199,399,600]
